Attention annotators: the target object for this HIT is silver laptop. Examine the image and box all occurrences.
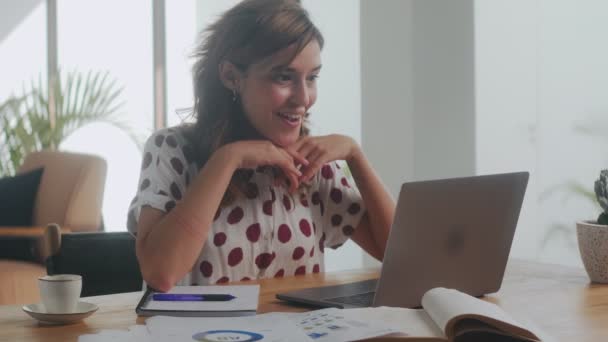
[276,172,529,308]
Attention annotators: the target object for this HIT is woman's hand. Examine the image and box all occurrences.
[286,134,360,183]
[220,140,309,193]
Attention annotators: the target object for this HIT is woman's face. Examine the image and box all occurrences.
[238,40,321,147]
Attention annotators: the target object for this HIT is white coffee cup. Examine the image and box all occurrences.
[38,274,82,313]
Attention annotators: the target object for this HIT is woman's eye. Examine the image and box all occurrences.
[274,74,292,82]
[308,74,319,82]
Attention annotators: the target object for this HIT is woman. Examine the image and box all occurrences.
[128,0,395,292]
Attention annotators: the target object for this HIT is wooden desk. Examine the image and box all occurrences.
[0,259,606,341]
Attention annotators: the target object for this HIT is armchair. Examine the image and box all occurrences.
[0,150,107,305]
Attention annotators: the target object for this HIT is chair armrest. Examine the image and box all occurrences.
[0,224,67,262]
[0,226,71,238]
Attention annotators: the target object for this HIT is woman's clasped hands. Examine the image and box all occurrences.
[222,134,358,193]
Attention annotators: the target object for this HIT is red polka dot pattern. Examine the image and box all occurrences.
[213,232,227,246]
[140,179,151,191]
[283,195,292,211]
[131,129,367,285]
[263,201,273,216]
[321,164,334,179]
[295,265,306,275]
[311,192,321,205]
[170,157,184,175]
[255,253,274,269]
[170,182,182,200]
[300,194,309,207]
[330,188,342,204]
[164,201,176,212]
[278,224,292,243]
[142,152,152,169]
[200,261,212,277]
[166,135,178,148]
[228,247,243,266]
[246,223,261,242]
[216,276,229,284]
[299,219,312,237]
[331,214,343,227]
[342,225,355,236]
[292,247,305,260]
[227,207,244,224]
[348,203,361,215]
[154,134,165,147]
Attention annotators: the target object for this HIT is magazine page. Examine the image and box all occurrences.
[421,288,539,341]
[343,307,444,340]
[289,308,401,341]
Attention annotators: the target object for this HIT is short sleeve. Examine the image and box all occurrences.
[313,162,366,249]
[126,129,190,234]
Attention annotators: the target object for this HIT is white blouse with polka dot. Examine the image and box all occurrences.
[128,127,366,285]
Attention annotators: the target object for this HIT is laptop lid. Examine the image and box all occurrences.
[276,172,529,309]
[373,171,529,307]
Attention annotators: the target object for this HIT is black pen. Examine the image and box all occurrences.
[152,293,236,301]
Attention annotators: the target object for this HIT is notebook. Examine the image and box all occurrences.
[136,285,260,317]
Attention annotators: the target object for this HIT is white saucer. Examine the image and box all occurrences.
[22,301,99,324]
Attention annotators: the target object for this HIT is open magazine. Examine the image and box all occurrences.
[347,287,541,342]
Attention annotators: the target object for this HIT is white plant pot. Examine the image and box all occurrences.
[577,220,608,283]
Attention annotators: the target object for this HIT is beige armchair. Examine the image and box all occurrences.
[0,150,107,305]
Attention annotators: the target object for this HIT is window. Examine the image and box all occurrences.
[58,0,153,231]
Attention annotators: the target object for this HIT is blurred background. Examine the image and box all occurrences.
[1,0,606,272]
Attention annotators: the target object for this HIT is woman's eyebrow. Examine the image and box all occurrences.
[270,65,323,73]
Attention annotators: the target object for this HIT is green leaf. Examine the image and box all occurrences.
[0,70,141,177]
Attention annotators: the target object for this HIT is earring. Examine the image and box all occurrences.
[232,88,237,102]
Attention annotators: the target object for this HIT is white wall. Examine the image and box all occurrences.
[360,0,476,266]
[360,0,476,188]
[476,0,608,266]
[411,0,476,181]
[474,0,542,262]
[361,0,415,200]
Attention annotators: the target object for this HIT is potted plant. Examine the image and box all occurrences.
[0,70,139,177]
[576,169,608,283]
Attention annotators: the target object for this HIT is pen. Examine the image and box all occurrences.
[152,293,236,301]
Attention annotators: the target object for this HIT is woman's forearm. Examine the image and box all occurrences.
[347,146,395,255]
[137,145,239,291]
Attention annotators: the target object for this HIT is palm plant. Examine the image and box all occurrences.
[0,70,140,177]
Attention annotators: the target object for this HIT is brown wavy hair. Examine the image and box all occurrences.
[184,0,324,205]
